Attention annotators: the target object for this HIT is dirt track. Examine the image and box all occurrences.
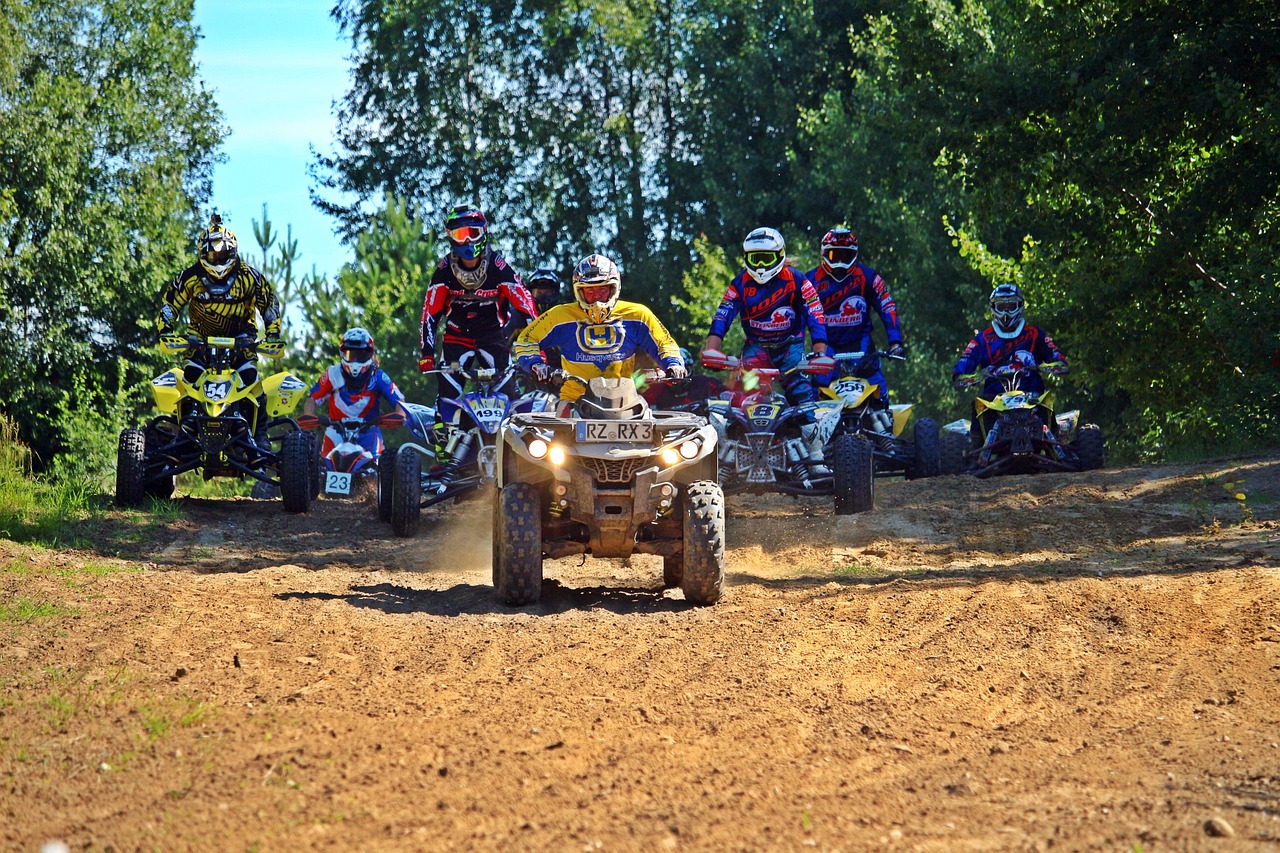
[3,456,1280,851]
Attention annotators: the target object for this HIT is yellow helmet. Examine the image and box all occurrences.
[198,213,239,284]
[572,253,621,324]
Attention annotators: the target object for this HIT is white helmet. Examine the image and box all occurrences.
[743,227,786,284]
[573,253,622,324]
[989,283,1026,340]
[339,327,377,381]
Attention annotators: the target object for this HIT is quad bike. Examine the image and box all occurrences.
[942,363,1105,477]
[812,350,942,515]
[387,364,555,538]
[293,411,406,514]
[493,371,723,606]
[115,334,313,511]
[700,353,839,497]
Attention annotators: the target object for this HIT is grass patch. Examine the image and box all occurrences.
[0,597,71,623]
[834,563,878,577]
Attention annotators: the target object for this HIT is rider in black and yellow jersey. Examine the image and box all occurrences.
[155,214,283,449]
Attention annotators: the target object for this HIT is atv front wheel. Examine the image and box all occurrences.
[494,482,543,606]
[279,431,313,513]
[114,428,147,507]
[377,449,395,522]
[681,481,725,606]
[831,433,874,515]
[1074,424,1105,471]
[907,417,942,479]
[390,446,421,537]
[662,555,683,589]
[308,432,322,500]
[941,430,969,476]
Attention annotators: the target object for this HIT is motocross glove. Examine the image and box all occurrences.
[1042,361,1068,376]
[886,341,907,359]
[530,362,552,383]
[953,373,981,390]
[700,348,731,370]
[667,363,689,380]
[419,354,435,373]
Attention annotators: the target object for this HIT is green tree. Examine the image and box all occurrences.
[0,0,224,468]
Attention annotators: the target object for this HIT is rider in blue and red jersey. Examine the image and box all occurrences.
[701,227,832,406]
[952,284,1069,439]
[806,228,905,399]
[304,328,407,460]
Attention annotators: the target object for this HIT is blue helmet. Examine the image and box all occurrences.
[445,203,487,263]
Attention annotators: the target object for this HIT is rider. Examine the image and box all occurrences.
[807,228,905,414]
[418,203,537,397]
[702,227,832,459]
[514,253,687,410]
[642,348,728,410]
[952,283,1069,442]
[303,328,407,463]
[525,267,564,315]
[156,213,282,451]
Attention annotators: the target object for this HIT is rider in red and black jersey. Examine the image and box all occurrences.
[418,204,538,399]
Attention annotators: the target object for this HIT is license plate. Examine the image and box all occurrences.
[574,421,654,443]
[325,471,352,494]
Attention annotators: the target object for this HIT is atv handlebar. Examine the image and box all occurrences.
[297,412,406,431]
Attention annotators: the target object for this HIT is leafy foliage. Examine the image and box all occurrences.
[0,0,224,468]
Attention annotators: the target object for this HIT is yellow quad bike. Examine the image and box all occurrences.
[114,334,315,511]
[941,363,1104,478]
[811,350,941,516]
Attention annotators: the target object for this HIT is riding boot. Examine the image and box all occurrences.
[253,393,272,452]
[800,423,831,477]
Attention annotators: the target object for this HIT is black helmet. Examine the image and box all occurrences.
[527,267,562,312]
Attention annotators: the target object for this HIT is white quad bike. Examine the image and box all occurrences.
[493,373,724,607]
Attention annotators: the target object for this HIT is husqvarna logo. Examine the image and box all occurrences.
[577,323,623,353]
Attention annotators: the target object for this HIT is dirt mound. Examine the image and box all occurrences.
[3,455,1279,850]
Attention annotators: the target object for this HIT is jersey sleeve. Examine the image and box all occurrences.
[309,369,335,401]
[636,306,683,368]
[708,282,742,339]
[867,271,903,343]
[420,268,450,354]
[1034,329,1067,367]
[375,371,408,408]
[797,274,828,345]
[952,332,986,376]
[250,266,282,336]
[499,277,538,332]
[513,307,563,367]
[157,271,193,331]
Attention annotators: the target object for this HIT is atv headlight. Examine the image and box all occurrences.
[660,447,680,466]
[528,438,548,459]
[548,445,566,466]
[679,439,699,459]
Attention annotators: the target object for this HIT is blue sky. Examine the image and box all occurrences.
[193,0,353,278]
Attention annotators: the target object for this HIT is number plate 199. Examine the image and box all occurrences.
[325,471,352,494]
[574,421,654,443]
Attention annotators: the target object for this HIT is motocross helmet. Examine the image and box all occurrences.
[198,213,239,293]
[820,228,859,276]
[573,254,621,325]
[445,203,488,268]
[989,283,1026,339]
[743,227,786,285]
[527,267,562,313]
[339,327,377,382]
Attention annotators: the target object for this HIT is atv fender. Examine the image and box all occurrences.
[889,403,913,437]
[150,369,185,414]
[261,372,309,417]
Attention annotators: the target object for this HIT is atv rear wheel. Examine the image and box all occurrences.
[831,433,874,515]
[941,430,969,476]
[907,417,942,479]
[1074,424,1105,471]
[681,481,725,606]
[377,449,395,522]
[279,431,313,513]
[390,446,421,537]
[308,432,322,500]
[494,482,543,606]
[114,428,147,507]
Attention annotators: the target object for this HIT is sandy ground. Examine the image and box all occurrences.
[3,454,1279,851]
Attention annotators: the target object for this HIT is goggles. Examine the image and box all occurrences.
[447,224,485,243]
[342,347,374,362]
[205,243,234,264]
[745,250,781,269]
[823,247,856,263]
[992,299,1022,315]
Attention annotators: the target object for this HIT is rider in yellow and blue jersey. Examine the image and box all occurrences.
[513,254,686,402]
